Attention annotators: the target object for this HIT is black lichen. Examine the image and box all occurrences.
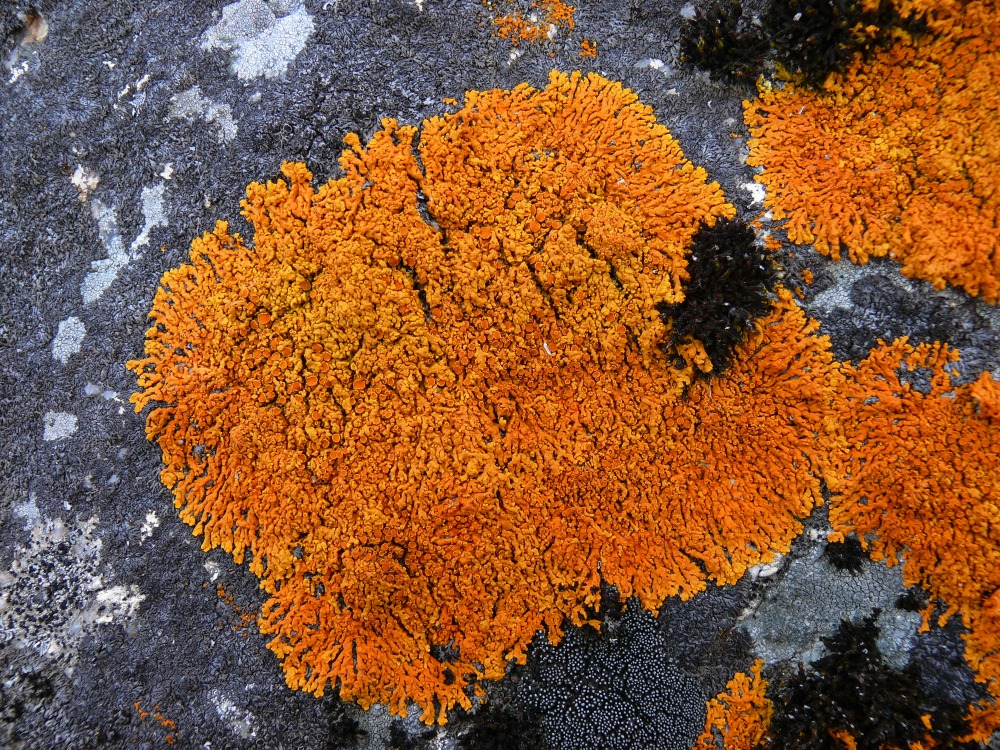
[894,587,928,613]
[387,722,437,750]
[765,612,978,750]
[323,700,365,750]
[680,0,920,89]
[657,217,777,375]
[822,535,868,574]
[679,1,768,83]
[657,578,755,696]
[762,0,900,87]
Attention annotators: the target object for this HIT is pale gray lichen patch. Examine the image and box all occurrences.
[635,58,675,77]
[740,182,766,205]
[138,511,159,543]
[81,200,127,305]
[200,0,315,81]
[12,493,41,531]
[130,183,168,252]
[738,540,922,669]
[81,185,168,304]
[70,164,100,202]
[42,411,78,441]
[203,559,223,582]
[168,86,238,144]
[52,316,86,364]
[211,689,259,740]
[0,516,144,664]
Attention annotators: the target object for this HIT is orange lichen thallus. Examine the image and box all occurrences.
[694,661,771,750]
[830,343,1000,740]
[485,0,576,46]
[744,0,1000,302]
[129,71,843,723]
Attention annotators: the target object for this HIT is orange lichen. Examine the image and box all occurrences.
[129,71,843,723]
[216,584,258,634]
[485,0,575,46]
[744,0,1000,302]
[579,39,597,57]
[694,660,771,750]
[134,701,178,745]
[830,343,1000,738]
[969,370,1000,422]
[794,708,976,749]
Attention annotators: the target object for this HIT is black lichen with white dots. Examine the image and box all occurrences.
[520,594,706,750]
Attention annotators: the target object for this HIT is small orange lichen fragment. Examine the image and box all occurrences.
[744,0,1000,302]
[580,39,597,57]
[969,370,1000,422]
[830,342,1000,736]
[216,583,257,633]
[694,660,771,750]
[134,701,177,745]
[128,72,841,724]
[829,729,858,749]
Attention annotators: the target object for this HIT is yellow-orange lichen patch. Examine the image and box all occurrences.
[830,343,1000,738]
[128,71,842,724]
[484,0,575,46]
[744,0,1000,302]
[694,660,771,750]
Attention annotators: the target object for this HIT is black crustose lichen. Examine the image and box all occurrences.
[657,217,778,375]
[680,0,915,89]
[766,612,979,749]
[763,0,901,87]
[679,0,768,83]
[822,535,868,574]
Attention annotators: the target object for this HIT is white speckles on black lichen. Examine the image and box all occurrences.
[520,598,705,750]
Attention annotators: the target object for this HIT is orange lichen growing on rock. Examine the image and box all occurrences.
[744,0,1000,302]
[830,343,1000,738]
[694,660,771,750]
[485,0,575,46]
[128,71,843,724]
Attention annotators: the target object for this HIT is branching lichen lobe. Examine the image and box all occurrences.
[744,0,1000,301]
[695,660,771,750]
[829,343,1000,741]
